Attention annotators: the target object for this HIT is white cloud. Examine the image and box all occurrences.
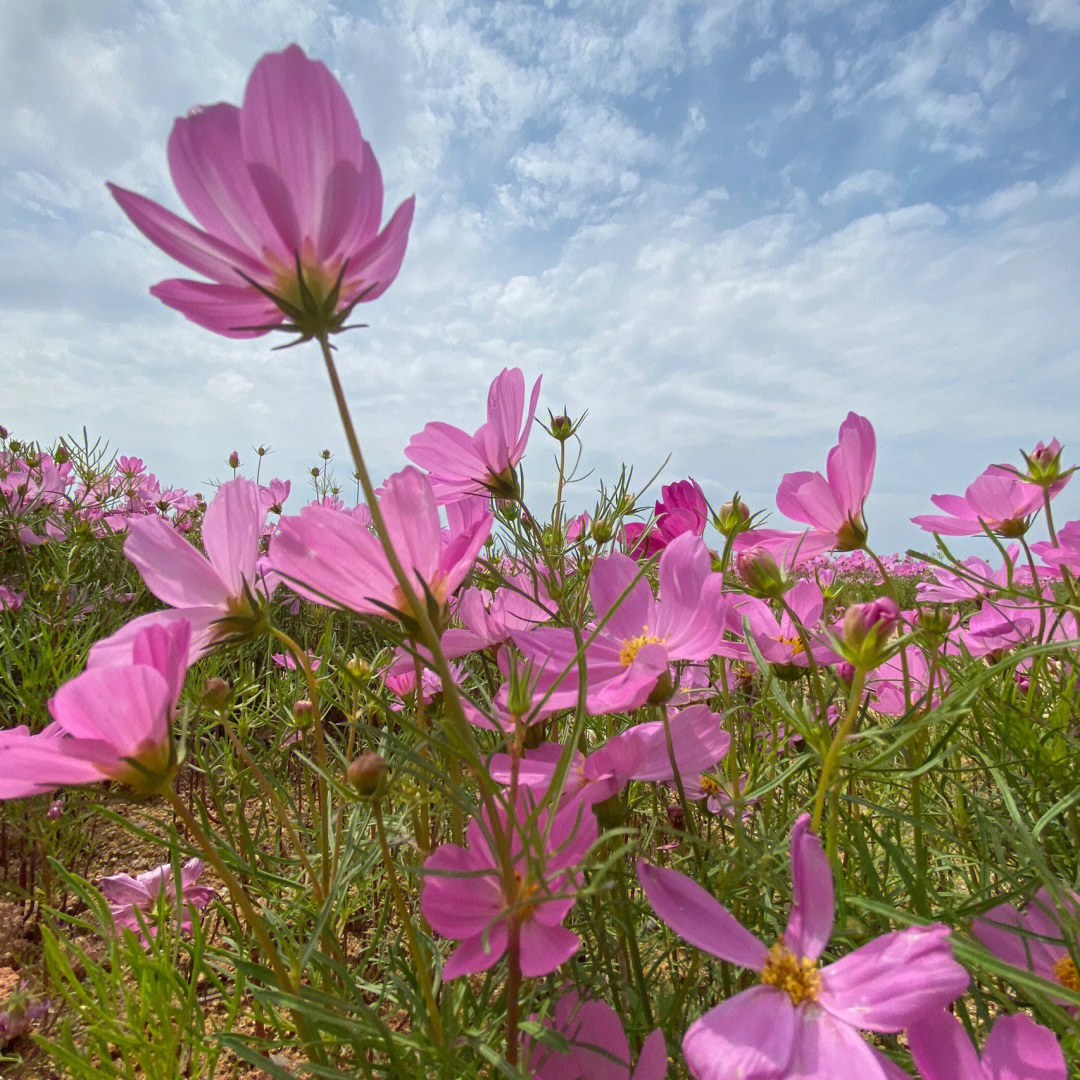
[819,169,899,205]
[971,180,1040,219]
[780,33,823,82]
[1013,0,1080,31]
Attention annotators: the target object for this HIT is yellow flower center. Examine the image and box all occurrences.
[699,774,723,797]
[1054,954,1080,993]
[619,627,664,667]
[760,941,821,1005]
[775,634,805,655]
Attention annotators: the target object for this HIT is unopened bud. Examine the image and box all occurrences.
[321,448,332,460]
[256,444,269,456]
[346,751,388,798]
[0,426,8,440]
[46,799,63,821]
[346,655,371,681]
[201,677,230,710]
[841,598,899,668]
[227,451,240,469]
[736,548,789,599]
[714,499,750,537]
[549,413,574,441]
[1021,439,1068,489]
[53,446,70,465]
[293,699,315,726]
[916,605,953,639]
[590,518,614,544]
[310,467,321,478]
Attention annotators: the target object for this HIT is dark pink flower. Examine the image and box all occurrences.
[421,794,596,979]
[911,467,1055,537]
[908,1010,1066,1080]
[638,815,968,1080]
[623,479,709,559]
[406,368,543,500]
[108,45,414,339]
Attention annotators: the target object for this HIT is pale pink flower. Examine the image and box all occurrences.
[405,368,542,500]
[271,650,321,672]
[908,1010,1066,1080]
[528,992,668,1080]
[101,857,214,942]
[916,546,1031,603]
[513,534,728,715]
[259,478,291,516]
[271,466,491,621]
[774,412,876,552]
[638,815,968,1080]
[108,44,414,339]
[1032,519,1080,574]
[441,576,553,659]
[90,478,265,666]
[912,467,1053,537]
[421,794,596,979]
[0,621,189,799]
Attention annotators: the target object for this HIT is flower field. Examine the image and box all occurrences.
[2,42,1079,1080]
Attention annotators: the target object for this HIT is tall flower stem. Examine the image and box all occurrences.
[271,626,330,896]
[372,800,443,1044]
[504,916,523,1067]
[811,666,866,835]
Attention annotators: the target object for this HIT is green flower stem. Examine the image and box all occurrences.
[811,666,866,834]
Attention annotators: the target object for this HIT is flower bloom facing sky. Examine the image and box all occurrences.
[911,466,1059,537]
[108,44,414,339]
[406,367,543,500]
[271,466,491,623]
[637,815,968,1080]
[624,478,709,559]
[101,857,215,943]
[90,477,265,666]
[0,621,190,800]
[421,794,596,979]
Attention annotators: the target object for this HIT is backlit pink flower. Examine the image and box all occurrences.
[513,535,728,715]
[405,368,542,500]
[916,546,1030,603]
[108,45,414,339]
[1032,519,1080,574]
[775,412,875,552]
[528,992,668,1080]
[624,479,709,559]
[421,794,596,979]
[89,478,265,666]
[637,815,968,1080]
[271,466,491,622]
[0,621,190,799]
[908,1010,1066,1080]
[911,467,1051,537]
[101,857,214,942]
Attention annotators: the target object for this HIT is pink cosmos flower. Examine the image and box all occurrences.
[271,650,321,672]
[259,478,291,516]
[89,478,265,666]
[907,1010,1066,1080]
[774,412,876,553]
[637,815,968,1080]
[1032,519,1080,574]
[441,575,553,659]
[512,534,728,715]
[405,368,542,501]
[489,704,730,805]
[0,586,25,613]
[101,857,214,942]
[911,467,1053,537]
[421,794,596,979]
[916,546,1031,603]
[866,646,946,717]
[624,479,709,560]
[528,992,668,1080]
[0,621,189,799]
[271,466,492,621]
[108,45,414,339]
[973,888,1080,1004]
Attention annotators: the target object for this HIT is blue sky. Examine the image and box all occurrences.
[4,0,1080,550]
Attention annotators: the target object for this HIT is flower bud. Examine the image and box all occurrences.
[53,445,70,465]
[346,751,389,798]
[916,605,953,639]
[227,451,240,469]
[666,803,685,831]
[292,699,315,727]
[201,676,230,710]
[736,548,789,599]
[321,448,332,460]
[345,655,371,681]
[714,499,750,537]
[256,444,269,456]
[590,518,614,544]
[46,799,63,821]
[0,426,8,440]
[549,413,574,441]
[1021,439,1068,488]
[841,597,899,668]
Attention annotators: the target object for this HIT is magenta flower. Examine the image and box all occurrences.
[513,534,728,715]
[0,621,190,799]
[101,857,214,943]
[624,479,710,559]
[108,44,414,340]
[911,467,1051,537]
[973,888,1080,1004]
[406,368,543,500]
[89,478,265,666]
[441,575,553,660]
[916,546,1030,603]
[637,815,968,1080]
[421,794,596,979]
[775,412,876,552]
[271,466,491,622]
[489,704,730,805]
[528,992,668,1080]
[907,1010,1066,1080]
[1032,519,1080,574]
